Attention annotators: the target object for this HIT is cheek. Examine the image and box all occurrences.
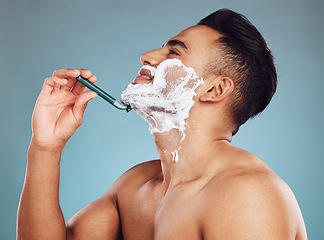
[163,64,204,94]
[161,66,188,95]
[181,61,206,82]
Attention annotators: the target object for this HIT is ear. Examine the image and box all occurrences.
[199,76,234,103]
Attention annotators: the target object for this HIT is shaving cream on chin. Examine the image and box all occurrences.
[121,59,204,136]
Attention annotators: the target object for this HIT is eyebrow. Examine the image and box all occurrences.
[163,39,188,50]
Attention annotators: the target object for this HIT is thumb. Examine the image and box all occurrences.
[73,91,97,123]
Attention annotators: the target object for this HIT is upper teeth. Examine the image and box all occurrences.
[141,65,157,77]
[142,75,151,79]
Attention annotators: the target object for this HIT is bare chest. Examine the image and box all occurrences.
[118,184,204,240]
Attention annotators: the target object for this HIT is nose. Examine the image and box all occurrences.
[140,49,165,67]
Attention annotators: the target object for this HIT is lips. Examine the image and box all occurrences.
[133,68,154,84]
[140,68,153,80]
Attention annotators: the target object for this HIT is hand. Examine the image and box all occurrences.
[31,69,98,150]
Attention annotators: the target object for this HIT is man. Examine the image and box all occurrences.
[17,9,307,240]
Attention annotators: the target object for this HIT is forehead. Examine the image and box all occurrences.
[170,25,222,50]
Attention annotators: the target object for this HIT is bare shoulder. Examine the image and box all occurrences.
[65,160,161,239]
[109,159,162,194]
[201,145,307,239]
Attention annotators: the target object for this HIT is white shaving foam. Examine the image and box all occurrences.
[171,146,182,163]
[121,59,204,162]
[121,59,204,135]
[141,65,157,77]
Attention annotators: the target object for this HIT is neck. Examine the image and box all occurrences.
[153,118,232,188]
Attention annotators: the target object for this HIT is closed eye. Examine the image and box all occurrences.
[169,49,180,56]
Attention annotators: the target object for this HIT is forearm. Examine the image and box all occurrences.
[17,69,97,239]
[17,140,66,240]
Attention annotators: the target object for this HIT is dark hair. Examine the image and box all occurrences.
[198,9,277,134]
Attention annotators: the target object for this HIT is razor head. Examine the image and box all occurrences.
[126,103,133,113]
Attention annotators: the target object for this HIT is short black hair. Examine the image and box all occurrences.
[198,9,277,134]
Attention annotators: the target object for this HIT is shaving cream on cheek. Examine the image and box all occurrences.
[121,59,204,160]
[122,58,204,134]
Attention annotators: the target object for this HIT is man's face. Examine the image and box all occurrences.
[121,25,222,136]
[134,25,222,85]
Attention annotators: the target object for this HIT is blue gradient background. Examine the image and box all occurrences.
[1,0,323,239]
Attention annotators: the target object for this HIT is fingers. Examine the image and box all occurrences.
[73,91,98,124]
[41,76,68,95]
[52,69,80,79]
[54,68,97,94]
[71,71,97,95]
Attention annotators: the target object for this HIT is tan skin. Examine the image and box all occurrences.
[17,25,307,240]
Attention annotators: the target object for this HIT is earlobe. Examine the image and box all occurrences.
[200,76,234,103]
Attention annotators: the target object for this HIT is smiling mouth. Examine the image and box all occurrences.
[139,68,153,80]
[133,65,157,84]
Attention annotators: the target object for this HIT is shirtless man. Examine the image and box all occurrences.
[17,9,307,240]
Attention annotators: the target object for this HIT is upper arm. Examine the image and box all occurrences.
[202,175,303,240]
[65,190,122,240]
[64,160,160,240]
